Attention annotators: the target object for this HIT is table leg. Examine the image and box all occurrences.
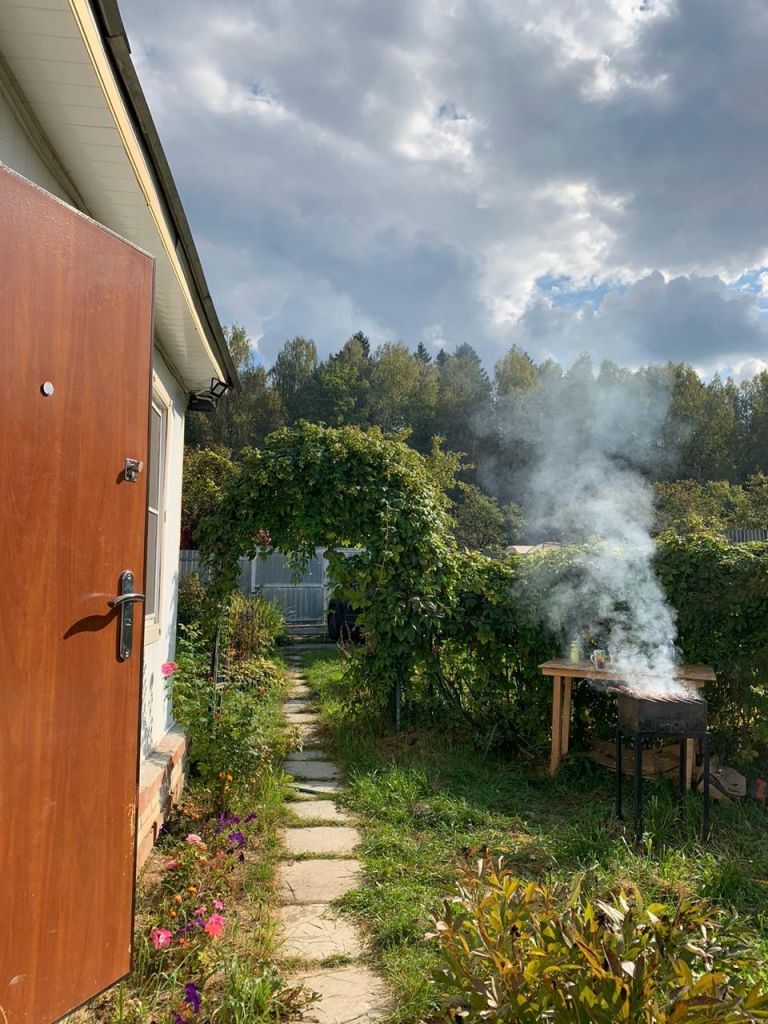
[561,677,572,756]
[550,676,563,775]
[616,727,623,820]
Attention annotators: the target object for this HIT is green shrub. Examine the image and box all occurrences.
[224,591,287,659]
[431,856,768,1023]
[170,624,286,811]
[178,570,207,626]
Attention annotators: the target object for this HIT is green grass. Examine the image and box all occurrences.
[303,650,768,1024]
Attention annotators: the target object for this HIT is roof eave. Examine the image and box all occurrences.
[87,0,238,389]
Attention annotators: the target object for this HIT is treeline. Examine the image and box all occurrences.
[187,326,768,542]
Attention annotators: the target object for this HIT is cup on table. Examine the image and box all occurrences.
[590,649,607,670]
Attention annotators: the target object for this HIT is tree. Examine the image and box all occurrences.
[415,341,432,363]
[452,483,507,550]
[494,345,539,397]
[436,344,493,465]
[269,336,318,423]
[185,325,284,452]
[367,342,437,440]
[181,446,238,547]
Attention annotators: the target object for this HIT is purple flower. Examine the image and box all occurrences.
[214,812,241,834]
[171,1013,187,1024]
[184,982,202,1014]
[175,923,196,936]
[244,813,258,823]
[193,916,206,929]
[228,831,246,848]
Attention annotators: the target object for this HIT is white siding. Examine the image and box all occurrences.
[141,350,186,759]
[0,82,72,201]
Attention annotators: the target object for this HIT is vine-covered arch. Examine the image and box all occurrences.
[198,423,460,706]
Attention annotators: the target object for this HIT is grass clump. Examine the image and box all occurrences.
[303,650,768,1024]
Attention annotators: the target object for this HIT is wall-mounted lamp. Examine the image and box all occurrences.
[188,377,232,413]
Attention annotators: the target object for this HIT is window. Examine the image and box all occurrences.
[145,391,167,623]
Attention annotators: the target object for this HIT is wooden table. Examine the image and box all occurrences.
[539,660,716,782]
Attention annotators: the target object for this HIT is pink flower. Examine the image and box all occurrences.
[204,914,225,938]
[162,661,178,677]
[213,899,224,911]
[150,927,173,950]
[185,833,206,849]
[165,858,180,871]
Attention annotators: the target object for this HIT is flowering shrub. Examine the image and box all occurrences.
[431,855,768,1023]
[133,802,293,1022]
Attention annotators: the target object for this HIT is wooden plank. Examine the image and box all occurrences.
[550,677,562,775]
[561,677,572,755]
[539,659,714,684]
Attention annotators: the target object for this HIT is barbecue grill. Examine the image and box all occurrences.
[615,691,710,840]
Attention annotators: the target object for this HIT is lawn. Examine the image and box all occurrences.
[303,650,768,1023]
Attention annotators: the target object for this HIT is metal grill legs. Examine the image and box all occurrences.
[614,732,711,842]
[634,735,644,840]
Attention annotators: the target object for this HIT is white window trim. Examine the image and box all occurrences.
[145,374,171,646]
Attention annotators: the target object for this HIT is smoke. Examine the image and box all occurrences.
[499,363,687,696]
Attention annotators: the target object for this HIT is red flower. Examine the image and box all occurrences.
[204,914,225,938]
[161,661,178,677]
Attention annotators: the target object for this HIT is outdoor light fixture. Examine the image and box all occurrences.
[188,377,231,412]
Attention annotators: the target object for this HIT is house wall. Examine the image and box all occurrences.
[0,84,72,202]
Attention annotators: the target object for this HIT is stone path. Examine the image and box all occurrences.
[277,647,389,1024]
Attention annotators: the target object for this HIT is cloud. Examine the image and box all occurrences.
[121,0,768,371]
[514,271,768,374]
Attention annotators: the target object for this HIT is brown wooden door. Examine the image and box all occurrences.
[0,164,154,1023]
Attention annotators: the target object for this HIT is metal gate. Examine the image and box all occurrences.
[179,549,328,625]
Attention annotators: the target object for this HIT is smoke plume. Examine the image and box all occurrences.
[500,364,687,696]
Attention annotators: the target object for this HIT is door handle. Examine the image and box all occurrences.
[109,593,146,609]
[109,570,145,660]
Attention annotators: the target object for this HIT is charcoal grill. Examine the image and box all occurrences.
[615,692,710,840]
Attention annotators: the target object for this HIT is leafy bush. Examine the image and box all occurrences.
[170,624,288,811]
[431,856,768,1023]
[656,530,768,769]
[178,570,207,627]
[224,591,287,659]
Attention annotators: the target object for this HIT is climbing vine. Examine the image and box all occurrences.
[197,422,462,711]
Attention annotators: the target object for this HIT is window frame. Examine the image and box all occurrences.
[144,377,170,644]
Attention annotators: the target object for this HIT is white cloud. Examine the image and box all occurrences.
[121,0,768,371]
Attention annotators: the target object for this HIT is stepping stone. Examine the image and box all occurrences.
[285,713,319,725]
[277,858,360,902]
[298,725,325,745]
[286,749,328,762]
[293,780,343,796]
[300,966,389,1024]
[279,904,362,959]
[284,760,340,780]
[285,698,312,708]
[283,826,360,856]
[288,800,352,823]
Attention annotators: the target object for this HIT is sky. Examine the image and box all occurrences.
[121,0,768,378]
